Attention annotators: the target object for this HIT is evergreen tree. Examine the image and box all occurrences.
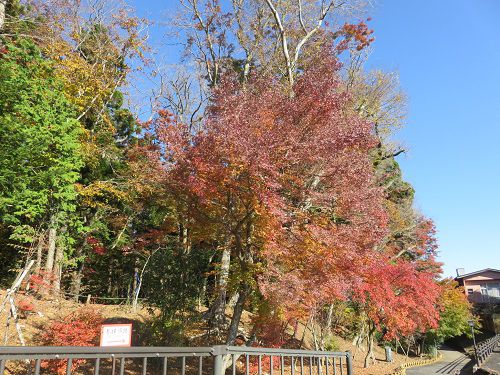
[0,38,83,282]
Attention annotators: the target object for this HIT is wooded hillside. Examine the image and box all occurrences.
[0,0,473,368]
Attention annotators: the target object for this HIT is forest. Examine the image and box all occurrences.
[0,0,473,369]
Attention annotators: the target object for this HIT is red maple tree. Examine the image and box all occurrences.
[148,49,388,322]
[145,47,442,350]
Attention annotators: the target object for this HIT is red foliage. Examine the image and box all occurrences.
[146,48,442,340]
[353,219,442,339]
[86,237,99,245]
[246,353,283,375]
[148,50,387,321]
[29,271,55,295]
[251,302,288,348]
[355,259,441,339]
[16,296,35,313]
[39,307,104,375]
[87,236,106,255]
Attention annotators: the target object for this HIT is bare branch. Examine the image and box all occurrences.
[380,148,405,160]
[264,0,294,88]
[297,0,308,34]
[293,1,335,69]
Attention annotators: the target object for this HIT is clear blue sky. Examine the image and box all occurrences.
[130,0,500,278]
[366,0,500,277]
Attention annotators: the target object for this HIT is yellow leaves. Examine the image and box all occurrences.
[385,200,412,232]
[76,181,129,209]
[349,69,407,138]
[42,39,120,117]
[79,130,99,166]
[227,162,247,180]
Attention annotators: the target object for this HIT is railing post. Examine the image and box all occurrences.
[346,351,353,375]
[213,346,227,375]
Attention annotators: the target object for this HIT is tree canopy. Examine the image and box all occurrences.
[0,0,473,363]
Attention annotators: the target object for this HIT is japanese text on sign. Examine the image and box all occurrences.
[100,324,132,347]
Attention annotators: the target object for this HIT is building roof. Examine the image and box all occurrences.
[455,268,500,279]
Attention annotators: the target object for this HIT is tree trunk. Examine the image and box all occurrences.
[69,245,84,301]
[325,303,334,332]
[311,315,321,350]
[292,320,299,339]
[199,252,215,309]
[0,0,6,31]
[70,263,84,301]
[319,303,335,350]
[44,227,56,273]
[132,259,139,301]
[364,324,376,368]
[352,321,366,350]
[132,248,159,311]
[227,292,239,309]
[107,262,113,295]
[181,225,190,253]
[205,245,231,335]
[226,290,247,345]
[53,241,64,294]
[299,316,313,349]
[35,233,45,273]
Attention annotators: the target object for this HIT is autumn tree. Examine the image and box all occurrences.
[147,48,389,343]
[10,0,147,296]
[157,0,379,339]
[354,250,442,366]
[428,279,474,344]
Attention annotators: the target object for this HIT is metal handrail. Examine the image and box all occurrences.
[224,346,350,357]
[0,345,214,358]
[476,334,500,367]
[0,345,353,375]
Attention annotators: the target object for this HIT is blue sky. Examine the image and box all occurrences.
[366,0,500,277]
[131,0,500,277]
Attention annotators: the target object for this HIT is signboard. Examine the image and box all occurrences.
[100,323,132,347]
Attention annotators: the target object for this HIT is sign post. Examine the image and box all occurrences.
[100,323,133,347]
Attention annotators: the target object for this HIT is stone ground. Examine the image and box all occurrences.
[405,347,473,375]
[482,344,500,374]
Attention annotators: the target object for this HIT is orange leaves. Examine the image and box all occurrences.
[339,19,375,52]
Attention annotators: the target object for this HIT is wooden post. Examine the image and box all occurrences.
[0,261,34,346]
[9,296,25,346]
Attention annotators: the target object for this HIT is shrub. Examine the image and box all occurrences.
[251,301,288,348]
[324,336,340,351]
[28,272,55,296]
[38,307,104,374]
[16,296,35,316]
